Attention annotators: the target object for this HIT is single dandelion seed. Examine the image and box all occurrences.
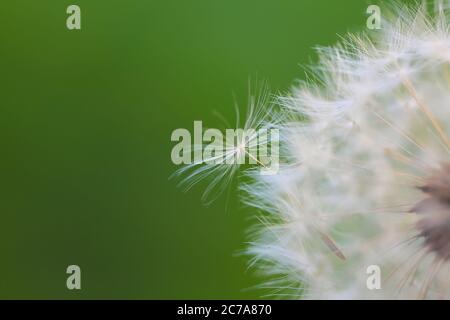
[171,83,282,205]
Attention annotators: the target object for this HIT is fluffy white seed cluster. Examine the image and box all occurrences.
[244,1,450,299]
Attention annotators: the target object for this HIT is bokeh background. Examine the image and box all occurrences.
[0,0,373,299]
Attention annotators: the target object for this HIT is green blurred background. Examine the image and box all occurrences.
[0,0,370,299]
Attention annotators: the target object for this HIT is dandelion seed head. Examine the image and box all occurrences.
[245,1,450,299]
